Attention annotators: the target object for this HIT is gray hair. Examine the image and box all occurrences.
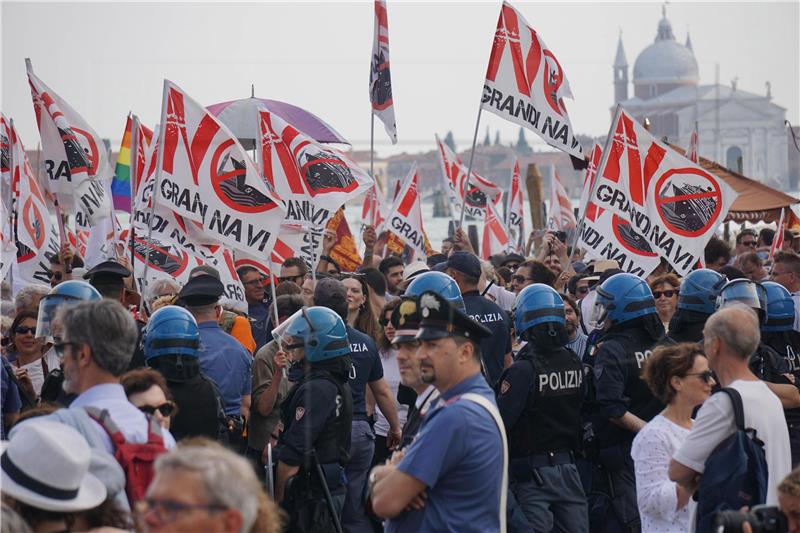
[153,446,259,533]
[705,304,760,360]
[14,285,50,313]
[59,299,138,376]
[145,278,181,306]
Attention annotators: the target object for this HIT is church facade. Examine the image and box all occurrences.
[614,9,790,189]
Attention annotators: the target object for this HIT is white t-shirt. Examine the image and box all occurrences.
[792,291,800,332]
[673,379,792,506]
[484,284,515,312]
[631,414,694,532]
[374,348,407,437]
[14,350,60,397]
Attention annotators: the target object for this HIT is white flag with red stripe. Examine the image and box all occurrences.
[590,107,738,276]
[370,0,397,144]
[155,80,285,258]
[548,171,576,231]
[481,2,583,158]
[435,134,502,220]
[11,123,59,286]
[578,143,660,277]
[361,184,388,229]
[26,60,112,224]
[385,163,427,260]
[769,208,786,261]
[686,123,699,164]
[505,158,525,252]
[258,107,372,229]
[483,199,512,260]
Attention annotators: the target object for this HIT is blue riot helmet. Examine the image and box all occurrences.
[404,271,465,312]
[678,269,727,314]
[591,273,656,329]
[514,284,566,334]
[716,278,768,323]
[35,280,102,342]
[761,281,795,332]
[144,306,200,361]
[284,306,350,363]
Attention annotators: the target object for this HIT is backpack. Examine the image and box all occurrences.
[694,387,769,533]
[85,407,168,506]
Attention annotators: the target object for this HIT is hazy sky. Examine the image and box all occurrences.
[2,0,798,158]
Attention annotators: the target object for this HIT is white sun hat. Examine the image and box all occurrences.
[2,420,107,512]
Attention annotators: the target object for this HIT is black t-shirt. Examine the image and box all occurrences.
[169,375,224,441]
[346,326,383,419]
[463,291,512,386]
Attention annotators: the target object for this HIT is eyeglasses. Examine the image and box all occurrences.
[138,401,177,418]
[243,277,267,286]
[686,370,715,384]
[282,341,304,351]
[278,274,305,284]
[136,498,227,523]
[512,275,534,284]
[48,270,63,281]
[653,289,678,299]
[53,341,79,358]
[575,286,590,296]
[14,326,36,335]
[741,240,757,247]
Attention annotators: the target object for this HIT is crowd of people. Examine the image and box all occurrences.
[2,222,800,533]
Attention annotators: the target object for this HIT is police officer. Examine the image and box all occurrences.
[370,291,505,532]
[274,306,353,533]
[588,272,664,532]
[661,268,727,344]
[496,284,587,532]
[143,305,226,441]
[178,275,252,451]
[35,280,102,404]
[404,270,466,311]
[761,281,800,465]
[444,252,512,386]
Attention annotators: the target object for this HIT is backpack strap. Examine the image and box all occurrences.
[84,407,128,449]
[145,413,165,446]
[719,387,746,431]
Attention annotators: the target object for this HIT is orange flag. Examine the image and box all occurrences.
[326,208,363,271]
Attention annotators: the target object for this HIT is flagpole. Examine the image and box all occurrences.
[129,114,139,275]
[309,225,317,283]
[566,104,622,267]
[7,120,16,291]
[370,113,377,227]
[457,107,484,229]
[142,81,170,297]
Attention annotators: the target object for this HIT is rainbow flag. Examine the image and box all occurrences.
[111,115,152,212]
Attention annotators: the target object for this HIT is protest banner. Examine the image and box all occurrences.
[481,1,583,159]
[326,208,363,272]
[385,163,427,261]
[769,207,786,262]
[589,106,738,275]
[155,80,285,258]
[548,171,576,231]
[578,143,660,277]
[435,134,502,220]
[26,60,112,225]
[482,199,511,260]
[370,0,397,144]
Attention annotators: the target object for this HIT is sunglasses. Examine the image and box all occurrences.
[53,341,79,358]
[282,341,304,351]
[14,326,36,335]
[575,286,590,296]
[278,275,305,284]
[686,370,715,384]
[379,316,392,327]
[741,240,757,247]
[653,290,678,299]
[48,270,63,281]
[139,401,176,418]
[512,275,534,284]
[243,277,267,286]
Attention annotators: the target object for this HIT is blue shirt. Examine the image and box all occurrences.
[197,321,253,416]
[387,373,503,533]
[248,301,271,352]
[463,291,512,386]
[70,383,177,452]
[346,325,383,419]
[1,359,21,439]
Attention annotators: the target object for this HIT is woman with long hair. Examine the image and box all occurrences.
[341,274,381,342]
[7,311,53,402]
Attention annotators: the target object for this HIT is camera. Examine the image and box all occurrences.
[714,505,787,532]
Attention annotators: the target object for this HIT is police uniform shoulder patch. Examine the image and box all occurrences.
[295,407,305,421]
[500,380,511,395]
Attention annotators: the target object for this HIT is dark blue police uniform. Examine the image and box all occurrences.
[248,301,271,352]
[463,290,512,386]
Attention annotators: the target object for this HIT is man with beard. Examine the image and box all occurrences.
[761,281,800,466]
[562,294,588,358]
[237,265,270,352]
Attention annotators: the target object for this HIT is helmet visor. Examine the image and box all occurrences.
[717,282,762,312]
[35,294,79,342]
[271,309,305,347]
[588,296,608,332]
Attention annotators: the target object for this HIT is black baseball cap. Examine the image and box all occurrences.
[444,251,482,279]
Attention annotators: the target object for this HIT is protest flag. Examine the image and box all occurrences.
[548,171,576,231]
[589,106,738,275]
[435,134,502,221]
[326,208,363,272]
[686,122,699,164]
[577,143,660,277]
[26,59,112,225]
[154,80,285,259]
[505,158,525,252]
[385,163,427,260]
[769,208,786,262]
[481,2,583,159]
[482,199,511,260]
[370,0,397,145]
[112,114,153,213]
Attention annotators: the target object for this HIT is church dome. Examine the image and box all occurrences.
[633,10,698,85]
